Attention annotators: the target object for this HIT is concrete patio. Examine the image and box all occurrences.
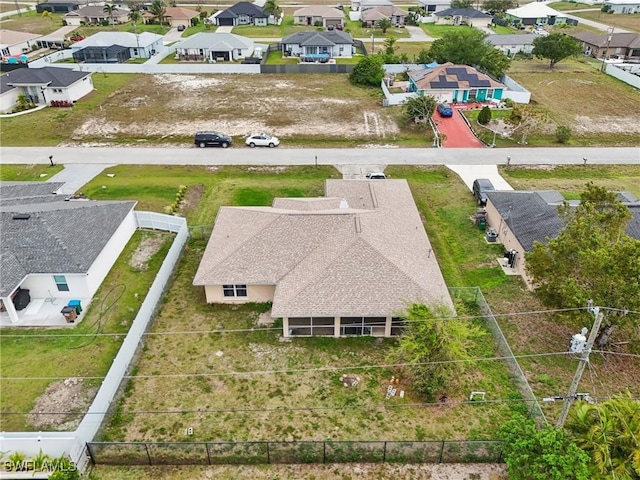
[0,296,91,327]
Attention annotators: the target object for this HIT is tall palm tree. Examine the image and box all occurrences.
[263,0,281,23]
[149,0,167,25]
[103,4,117,28]
[128,8,142,53]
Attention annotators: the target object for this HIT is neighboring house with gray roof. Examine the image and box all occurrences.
[63,5,129,26]
[434,8,493,27]
[483,190,640,283]
[281,30,354,60]
[213,2,276,27]
[486,34,536,56]
[0,66,93,113]
[173,33,256,62]
[71,32,163,61]
[193,179,454,338]
[571,31,640,62]
[0,182,137,326]
[293,6,344,28]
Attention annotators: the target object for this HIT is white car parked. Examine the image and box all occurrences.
[245,133,280,148]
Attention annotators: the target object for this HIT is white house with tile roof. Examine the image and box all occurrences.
[70,32,163,59]
[193,179,454,337]
[0,182,137,326]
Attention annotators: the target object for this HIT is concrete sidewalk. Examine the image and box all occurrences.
[47,163,116,195]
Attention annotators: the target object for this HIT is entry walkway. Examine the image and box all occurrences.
[47,163,116,195]
[446,164,514,192]
[434,109,485,148]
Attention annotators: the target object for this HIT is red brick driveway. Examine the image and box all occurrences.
[432,108,485,148]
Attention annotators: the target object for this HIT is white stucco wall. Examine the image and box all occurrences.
[19,273,91,299]
[0,89,19,113]
[85,208,137,295]
[204,284,276,303]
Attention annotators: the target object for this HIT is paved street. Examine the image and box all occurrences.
[2,146,638,166]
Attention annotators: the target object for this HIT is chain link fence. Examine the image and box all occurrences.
[87,440,503,466]
[449,287,547,426]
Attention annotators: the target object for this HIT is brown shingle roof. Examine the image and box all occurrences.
[572,31,640,49]
[194,179,453,317]
[409,62,504,91]
[293,6,345,18]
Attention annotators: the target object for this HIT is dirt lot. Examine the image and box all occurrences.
[89,463,508,480]
[68,74,399,145]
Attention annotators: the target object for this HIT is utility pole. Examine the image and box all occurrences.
[556,305,604,429]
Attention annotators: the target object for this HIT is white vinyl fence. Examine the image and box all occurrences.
[0,212,188,470]
[605,63,640,89]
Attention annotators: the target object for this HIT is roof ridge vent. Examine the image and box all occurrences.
[12,213,31,220]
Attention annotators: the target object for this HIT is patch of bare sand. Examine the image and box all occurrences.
[129,234,167,270]
[28,378,98,431]
[573,115,640,134]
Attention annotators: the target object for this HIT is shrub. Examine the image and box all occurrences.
[477,105,492,125]
[555,125,571,143]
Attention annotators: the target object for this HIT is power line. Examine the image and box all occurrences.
[4,394,639,417]
[0,306,595,339]
[0,351,574,381]
[593,350,640,359]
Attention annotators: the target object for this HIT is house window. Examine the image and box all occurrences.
[487,89,494,98]
[53,275,69,292]
[53,88,62,93]
[223,284,247,297]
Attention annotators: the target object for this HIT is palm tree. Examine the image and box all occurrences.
[128,8,142,54]
[567,394,640,479]
[41,10,54,29]
[149,0,167,25]
[103,4,117,28]
[263,0,281,23]
[377,17,392,35]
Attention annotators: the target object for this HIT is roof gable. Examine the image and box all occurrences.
[174,32,253,50]
[282,30,353,45]
[0,182,136,296]
[220,2,266,17]
[409,62,504,90]
[194,179,454,317]
[293,6,344,17]
[3,66,91,88]
[435,7,492,18]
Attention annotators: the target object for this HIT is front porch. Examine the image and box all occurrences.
[0,295,91,327]
[283,316,406,337]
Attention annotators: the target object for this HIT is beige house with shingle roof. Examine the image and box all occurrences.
[193,179,453,337]
[294,6,344,28]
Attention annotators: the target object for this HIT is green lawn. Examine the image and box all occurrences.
[343,18,411,39]
[547,1,596,10]
[265,49,298,64]
[0,164,64,181]
[419,23,474,38]
[0,74,139,147]
[232,16,315,37]
[0,229,175,432]
[491,24,518,34]
[182,23,217,37]
[1,10,65,35]
[69,22,170,38]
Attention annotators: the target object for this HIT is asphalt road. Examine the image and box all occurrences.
[1,147,638,166]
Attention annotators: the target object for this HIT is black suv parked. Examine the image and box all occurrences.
[472,178,495,207]
[194,132,232,148]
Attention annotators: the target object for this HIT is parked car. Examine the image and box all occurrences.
[69,35,85,42]
[437,103,453,118]
[472,178,495,206]
[245,133,279,148]
[366,172,386,179]
[194,131,232,148]
[177,25,186,32]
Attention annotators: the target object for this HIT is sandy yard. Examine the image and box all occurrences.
[69,74,399,144]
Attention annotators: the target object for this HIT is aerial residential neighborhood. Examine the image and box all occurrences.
[0,0,639,477]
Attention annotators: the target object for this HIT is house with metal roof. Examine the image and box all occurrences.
[213,2,274,27]
[193,179,454,338]
[572,32,640,61]
[486,34,536,57]
[0,66,93,113]
[281,30,354,60]
[483,190,640,283]
[293,6,345,29]
[434,8,493,28]
[0,30,42,58]
[604,0,640,13]
[70,32,164,61]
[504,2,568,27]
[408,62,505,103]
[0,182,137,326]
[63,5,129,26]
[172,33,256,62]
